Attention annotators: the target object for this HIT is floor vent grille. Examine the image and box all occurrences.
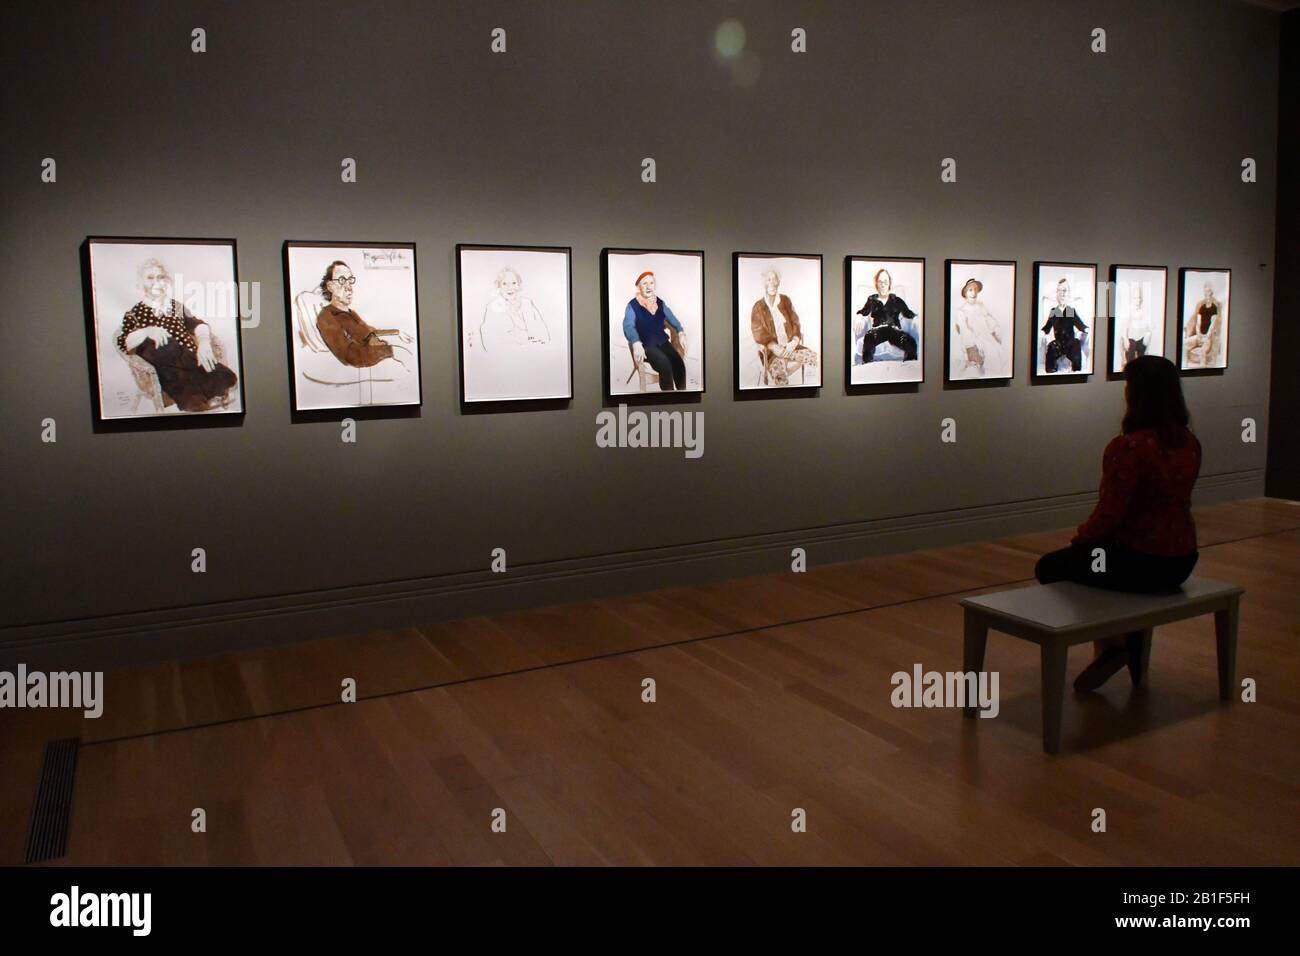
[24,737,79,864]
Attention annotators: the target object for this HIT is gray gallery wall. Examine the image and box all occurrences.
[0,0,1280,668]
[1267,7,1298,499]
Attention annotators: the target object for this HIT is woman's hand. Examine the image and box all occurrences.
[632,341,647,366]
[126,326,170,350]
[196,338,217,372]
[676,332,688,355]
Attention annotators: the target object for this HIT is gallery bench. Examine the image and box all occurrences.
[959,577,1244,754]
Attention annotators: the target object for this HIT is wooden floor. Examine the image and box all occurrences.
[3,498,1298,865]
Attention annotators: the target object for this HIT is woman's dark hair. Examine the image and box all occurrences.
[319,260,349,300]
[1122,355,1190,447]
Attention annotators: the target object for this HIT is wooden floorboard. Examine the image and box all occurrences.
[2,497,1298,866]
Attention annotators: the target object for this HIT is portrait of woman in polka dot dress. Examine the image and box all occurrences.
[86,238,246,420]
[115,258,239,412]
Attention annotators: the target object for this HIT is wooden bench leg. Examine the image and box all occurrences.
[962,612,988,719]
[1040,642,1068,754]
[1126,629,1153,686]
[1215,597,1239,702]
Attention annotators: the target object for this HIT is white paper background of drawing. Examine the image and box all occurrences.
[946,261,1016,381]
[735,255,822,389]
[1181,269,1230,369]
[1035,263,1096,375]
[458,248,571,402]
[88,240,243,417]
[285,245,421,409]
[848,258,924,385]
[1112,267,1167,372]
[605,251,704,395]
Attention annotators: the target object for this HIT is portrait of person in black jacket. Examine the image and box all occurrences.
[1039,276,1088,373]
[856,269,918,364]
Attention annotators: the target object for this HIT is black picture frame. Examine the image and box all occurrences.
[1107,263,1169,381]
[454,243,574,407]
[1031,260,1098,380]
[844,255,926,391]
[282,240,423,414]
[82,235,247,425]
[732,251,824,394]
[600,248,707,402]
[943,258,1017,387]
[1176,266,1232,375]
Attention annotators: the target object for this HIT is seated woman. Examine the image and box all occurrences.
[952,278,1007,377]
[751,267,818,385]
[116,257,238,412]
[1034,355,1201,691]
[623,271,688,390]
[479,266,550,351]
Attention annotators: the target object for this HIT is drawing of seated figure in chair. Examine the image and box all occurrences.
[751,267,818,386]
[853,267,918,366]
[114,257,238,413]
[1182,281,1224,368]
[297,260,414,404]
[1039,276,1089,373]
[480,266,550,351]
[622,271,690,391]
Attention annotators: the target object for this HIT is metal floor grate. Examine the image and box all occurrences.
[24,737,79,864]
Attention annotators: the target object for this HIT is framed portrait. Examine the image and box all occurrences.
[1033,261,1097,378]
[845,256,924,386]
[945,259,1016,382]
[1108,264,1167,376]
[734,252,823,390]
[283,241,421,411]
[84,236,246,421]
[602,248,705,397]
[456,245,572,403]
[1177,267,1231,372]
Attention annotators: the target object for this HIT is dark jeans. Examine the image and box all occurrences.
[1045,336,1082,372]
[644,341,686,390]
[862,325,917,362]
[1035,540,1198,593]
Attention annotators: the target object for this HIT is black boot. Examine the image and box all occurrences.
[1073,645,1129,692]
[1124,631,1151,686]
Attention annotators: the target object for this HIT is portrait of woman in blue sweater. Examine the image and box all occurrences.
[623,271,689,390]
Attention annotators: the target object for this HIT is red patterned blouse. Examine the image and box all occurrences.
[1072,428,1201,556]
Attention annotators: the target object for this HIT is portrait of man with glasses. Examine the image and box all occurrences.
[316,260,415,371]
[284,241,422,410]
